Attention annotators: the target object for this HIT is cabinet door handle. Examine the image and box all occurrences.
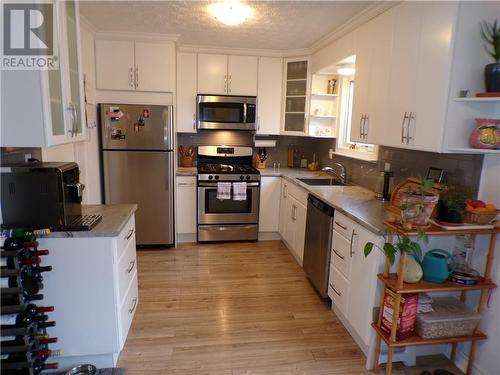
[129,67,134,88]
[407,112,414,144]
[401,112,409,143]
[134,67,139,88]
[359,115,364,138]
[229,74,232,93]
[349,229,357,257]
[125,228,134,240]
[292,205,297,221]
[363,114,369,139]
[257,116,260,131]
[334,221,347,230]
[178,182,195,187]
[224,75,227,93]
[332,248,345,260]
[126,260,136,274]
[67,104,76,137]
[193,113,196,130]
[330,283,342,296]
[283,185,287,199]
[128,297,138,314]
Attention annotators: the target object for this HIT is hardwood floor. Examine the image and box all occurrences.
[118,241,462,375]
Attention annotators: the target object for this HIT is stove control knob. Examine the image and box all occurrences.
[246,175,251,180]
[240,175,244,180]
[208,175,213,180]
[215,175,219,180]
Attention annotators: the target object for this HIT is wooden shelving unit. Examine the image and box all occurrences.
[371,221,499,375]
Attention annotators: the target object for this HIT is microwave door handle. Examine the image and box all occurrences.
[243,103,247,123]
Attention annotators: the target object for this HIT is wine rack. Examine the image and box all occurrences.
[1,230,59,375]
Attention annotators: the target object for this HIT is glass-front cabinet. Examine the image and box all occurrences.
[0,0,86,147]
[282,58,311,135]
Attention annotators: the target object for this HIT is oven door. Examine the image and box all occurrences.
[198,182,260,224]
[197,95,256,130]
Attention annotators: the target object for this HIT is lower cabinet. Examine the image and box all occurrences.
[38,215,138,370]
[176,176,197,238]
[259,177,281,233]
[279,179,308,266]
[329,211,384,356]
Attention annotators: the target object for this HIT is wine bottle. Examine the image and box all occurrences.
[0,336,58,353]
[37,321,56,328]
[1,293,44,306]
[0,274,44,295]
[0,313,49,328]
[0,257,41,268]
[1,249,49,259]
[30,266,52,274]
[2,238,40,251]
[1,304,54,315]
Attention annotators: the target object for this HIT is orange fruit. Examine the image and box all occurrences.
[485,203,497,211]
[474,207,488,212]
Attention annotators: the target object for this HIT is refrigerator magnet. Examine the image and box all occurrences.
[143,109,150,118]
[133,123,140,132]
[138,114,145,126]
[111,128,126,140]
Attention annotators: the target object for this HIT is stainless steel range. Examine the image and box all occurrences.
[197,146,260,242]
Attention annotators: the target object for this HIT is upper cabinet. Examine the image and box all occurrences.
[95,39,175,93]
[1,0,86,147]
[257,57,283,135]
[176,52,198,133]
[197,54,258,96]
[282,58,311,135]
[345,1,496,154]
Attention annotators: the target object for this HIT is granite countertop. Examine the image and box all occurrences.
[48,204,137,238]
[260,167,391,235]
[176,167,197,176]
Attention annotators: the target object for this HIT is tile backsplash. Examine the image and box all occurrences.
[177,132,483,195]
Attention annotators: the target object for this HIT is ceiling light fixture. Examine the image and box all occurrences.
[210,1,253,26]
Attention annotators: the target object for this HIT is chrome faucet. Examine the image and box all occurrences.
[322,163,347,185]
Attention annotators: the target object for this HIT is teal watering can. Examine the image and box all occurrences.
[422,249,457,283]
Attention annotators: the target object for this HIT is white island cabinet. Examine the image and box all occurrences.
[38,210,138,370]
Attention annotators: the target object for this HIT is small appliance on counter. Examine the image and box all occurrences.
[374,163,394,201]
[1,162,101,231]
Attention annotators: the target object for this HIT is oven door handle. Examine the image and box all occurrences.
[243,103,247,123]
[198,182,260,188]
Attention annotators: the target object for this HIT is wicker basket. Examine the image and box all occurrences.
[464,210,499,225]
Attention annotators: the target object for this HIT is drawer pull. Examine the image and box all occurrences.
[125,228,134,240]
[126,260,136,274]
[128,297,138,314]
[334,221,347,230]
[329,283,342,296]
[350,229,357,257]
[332,248,345,260]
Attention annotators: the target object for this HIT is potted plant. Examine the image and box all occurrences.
[436,185,472,224]
[481,19,500,92]
[364,230,428,283]
[399,179,439,227]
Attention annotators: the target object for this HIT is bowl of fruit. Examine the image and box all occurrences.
[464,200,499,225]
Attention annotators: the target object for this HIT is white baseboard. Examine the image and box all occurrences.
[258,232,281,240]
[453,347,485,375]
[176,233,196,243]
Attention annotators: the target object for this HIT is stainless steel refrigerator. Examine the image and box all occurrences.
[100,104,174,247]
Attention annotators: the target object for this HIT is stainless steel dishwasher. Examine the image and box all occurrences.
[303,194,335,297]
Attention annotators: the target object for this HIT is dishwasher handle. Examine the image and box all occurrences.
[307,194,334,217]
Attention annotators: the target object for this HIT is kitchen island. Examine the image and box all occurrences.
[38,204,138,371]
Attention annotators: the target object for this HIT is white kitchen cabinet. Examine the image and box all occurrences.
[259,177,281,232]
[1,1,86,147]
[176,52,198,133]
[228,55,258,96]
[39,214,138,370]
[95,40,135,91]
[197,54,227,95]
[257,57,283,135]
[350,9,393,144]
[279,179,308,266]
[329,211,384,356]
[197,54,258,96]
[282,58,311,135]
[135,41,175,92]
[96,39,175,93]
[176,176,197,235]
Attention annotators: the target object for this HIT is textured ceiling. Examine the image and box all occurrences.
[80,1,373,50]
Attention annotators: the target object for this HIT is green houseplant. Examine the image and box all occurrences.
[436,185,472,224]
[364,230,428,283]
[480,19,500,92]
[399,179,439,227]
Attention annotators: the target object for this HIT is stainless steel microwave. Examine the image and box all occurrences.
[196,95,256,130]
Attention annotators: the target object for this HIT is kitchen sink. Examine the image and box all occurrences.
[297,178,345,186]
